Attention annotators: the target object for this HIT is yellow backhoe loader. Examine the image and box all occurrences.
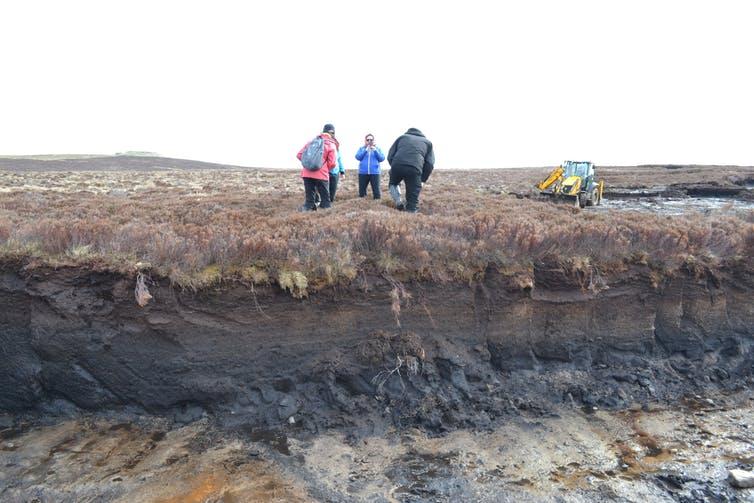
[536,161,604,208]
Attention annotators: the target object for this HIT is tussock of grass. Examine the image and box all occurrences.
[0,168,752,294]
[278,270,308,298]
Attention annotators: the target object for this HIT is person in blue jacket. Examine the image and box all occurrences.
[355,133,385,199]
[329,146,346,202]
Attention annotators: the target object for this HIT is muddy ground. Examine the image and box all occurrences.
[2,391,753,502]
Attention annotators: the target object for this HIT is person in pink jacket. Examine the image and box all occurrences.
[297,124,338,210]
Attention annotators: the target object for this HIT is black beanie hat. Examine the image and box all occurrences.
[323,123,335,134]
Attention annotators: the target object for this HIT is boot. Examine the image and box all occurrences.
[389,184,404,210]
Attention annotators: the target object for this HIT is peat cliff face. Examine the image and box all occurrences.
[1,264,753,431]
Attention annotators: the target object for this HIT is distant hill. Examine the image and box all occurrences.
[0,155,256,172]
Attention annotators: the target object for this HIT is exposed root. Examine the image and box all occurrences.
[390,287,402,327]
[420,302,437,329]
[385,276,411,328]
[249,284,272,320]
[135,272,153,307]
[371,356,406,395]
[371,354,421,396]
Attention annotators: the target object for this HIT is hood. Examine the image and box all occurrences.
[320,132,339,147]
[325,132,340,149]
[405,128,425,137]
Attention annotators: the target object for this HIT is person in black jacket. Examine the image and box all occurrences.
[387,128,435,212]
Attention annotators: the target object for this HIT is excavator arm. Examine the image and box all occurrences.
[537,166,564,191]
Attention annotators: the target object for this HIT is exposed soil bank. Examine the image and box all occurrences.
[2,263,753,435]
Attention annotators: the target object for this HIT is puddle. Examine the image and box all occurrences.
[598,197,754,214]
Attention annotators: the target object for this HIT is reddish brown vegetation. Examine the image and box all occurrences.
[0,167,752,291]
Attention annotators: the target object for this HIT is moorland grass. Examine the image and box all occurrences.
[0,167,752,294]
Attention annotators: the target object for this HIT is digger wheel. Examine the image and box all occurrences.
[585,188,598,207]
[578,193,587,208]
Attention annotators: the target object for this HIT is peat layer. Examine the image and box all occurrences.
[1,262,753,433]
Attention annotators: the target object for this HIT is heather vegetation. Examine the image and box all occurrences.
[0,167,752,295]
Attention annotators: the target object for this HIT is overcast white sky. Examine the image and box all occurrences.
[1,1,752,169]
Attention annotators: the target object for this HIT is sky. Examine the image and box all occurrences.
[1,0,753,169]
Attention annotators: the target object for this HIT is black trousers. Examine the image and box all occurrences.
[303,177,330,210]
[328,173,340,202]
[388,165,422,212]
[358,174,381,199]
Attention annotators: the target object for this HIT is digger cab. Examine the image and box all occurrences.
[563,161,594,184]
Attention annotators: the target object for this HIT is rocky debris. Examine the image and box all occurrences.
[728,469,754,488]
[278,396,299,420]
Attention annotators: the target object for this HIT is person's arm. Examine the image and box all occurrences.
[387,139,399,165]
[297,144,306,161]
[355,147,366,161]
[421,142,434,182]
[337,150,345,175]
[375,147,386,163]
